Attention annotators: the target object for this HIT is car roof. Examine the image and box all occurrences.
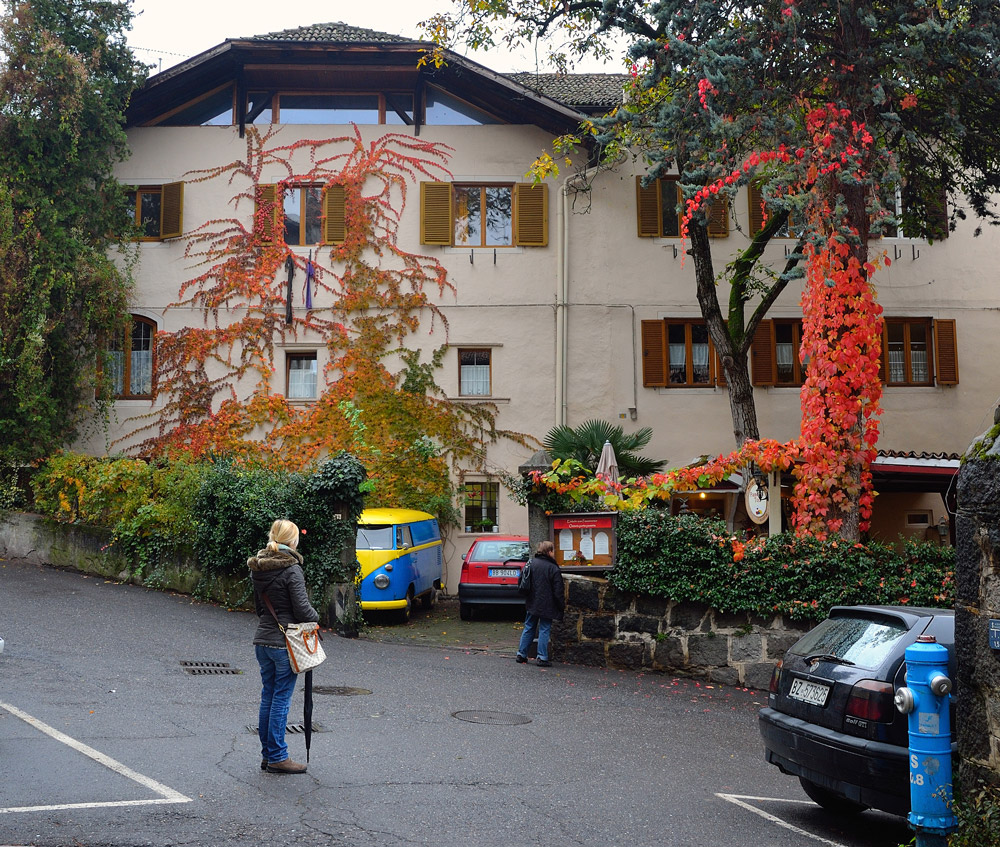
[359,507,436,524]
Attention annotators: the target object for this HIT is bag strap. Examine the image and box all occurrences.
[259,591,287,635]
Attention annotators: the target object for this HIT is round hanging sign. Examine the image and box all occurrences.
[746,482,769,524]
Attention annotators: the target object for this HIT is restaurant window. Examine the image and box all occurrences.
[459,349,491,396]
[286,352,318,400]
[636,176,729,238]
[884,319,933,386]
[750,320,807,387]
[464,481,499,532]
[107,316,155,399]
[640,319,717,388]
[420,182,547,247]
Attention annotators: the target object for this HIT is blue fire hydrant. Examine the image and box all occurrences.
[893,634,957,847]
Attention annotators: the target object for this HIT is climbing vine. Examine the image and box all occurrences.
[128,126,525,516]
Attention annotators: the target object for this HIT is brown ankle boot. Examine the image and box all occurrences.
[266,758,307,774]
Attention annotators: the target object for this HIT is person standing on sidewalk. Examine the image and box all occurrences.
[249,519,319,774]
[515,540,565,667]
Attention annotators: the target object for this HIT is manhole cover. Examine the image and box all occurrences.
[451,710,532,726]
[181,661,243,675]
[313,686,372,696]
[246,723,326,734]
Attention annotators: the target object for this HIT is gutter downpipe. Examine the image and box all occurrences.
[555,177,571,427]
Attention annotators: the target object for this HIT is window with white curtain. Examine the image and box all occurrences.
[667,322,713,386]
[107,316,155,399]
[459,349,491,396]
[885,319,932,386]
[287,352,318,399]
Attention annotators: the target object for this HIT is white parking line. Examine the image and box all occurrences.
[716,793,849,847]
[0,701,192,814]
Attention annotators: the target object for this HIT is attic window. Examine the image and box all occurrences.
[157,86,235,126]
[424,87,501,125]
[277,94,379,124]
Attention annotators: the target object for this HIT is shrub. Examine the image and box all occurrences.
[610,510,955,621]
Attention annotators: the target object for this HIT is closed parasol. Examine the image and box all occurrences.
[595,440,619,485]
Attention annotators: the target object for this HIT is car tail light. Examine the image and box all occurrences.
[769,660,782,694]
[846,679,895,722]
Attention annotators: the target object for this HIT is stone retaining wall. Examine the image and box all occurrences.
[553,574,810,689]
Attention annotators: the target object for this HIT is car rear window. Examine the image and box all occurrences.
[357,525,394,550]
[788,614,911,670]
[468,541,530,563]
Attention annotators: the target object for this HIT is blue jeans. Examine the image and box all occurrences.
[256,644,298,764]
[518,612,553,662]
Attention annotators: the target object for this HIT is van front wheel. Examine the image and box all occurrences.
[397,587,414,624]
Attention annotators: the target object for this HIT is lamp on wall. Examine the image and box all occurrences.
[937,516,949,541]
[750,464,768,502]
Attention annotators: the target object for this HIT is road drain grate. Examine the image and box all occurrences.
[313,686,372,696]
[452,710,532,726]
[181,661,243,675]
[246,723,327,734]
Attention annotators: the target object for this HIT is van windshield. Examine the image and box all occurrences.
[357,525,394,550]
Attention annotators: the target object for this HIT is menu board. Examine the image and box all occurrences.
[551,514,615,567]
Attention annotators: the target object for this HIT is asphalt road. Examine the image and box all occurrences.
[0,560,913,847]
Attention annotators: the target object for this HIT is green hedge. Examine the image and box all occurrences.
[609,510,954,621]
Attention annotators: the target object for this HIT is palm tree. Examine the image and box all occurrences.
[543,419,666,478]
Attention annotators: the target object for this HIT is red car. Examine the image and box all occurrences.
[458,535,531,621]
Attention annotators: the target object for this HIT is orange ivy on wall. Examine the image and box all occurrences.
[128,126,520,512]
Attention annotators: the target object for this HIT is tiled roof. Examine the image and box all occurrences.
[875,450,961,463]
[246,22,422,45]
[506,72,629,109]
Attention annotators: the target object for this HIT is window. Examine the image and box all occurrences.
[884,318,932,386]
[640,319,718,387]
[464,482,499,532]
[459,349,491,396]
[107,316,156,399]
[636,176,729,238]
[420,182,547,247]
[245,92,414,126]
[424,86,501,125]
[750,320,807,387]
[157,86,234,126]
[286,352,318,400]
[255,184,345,245]
[127,183,183,240]
[872,183,948,241]
[748,184,797,238]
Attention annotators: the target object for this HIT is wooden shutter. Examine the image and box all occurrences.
[748,184,765,236]
[750,320,776,385]
[934,319,959,385]
[420,181,452,245]
[707,197,729,237]
[255,184,279,243]
[323,184,346,244]
[636,177,660,237]
[641,319,668,387]
[159,181,183,239]
[513,183,548,246]
[879,323,888,382]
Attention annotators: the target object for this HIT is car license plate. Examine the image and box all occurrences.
[788,677,830,706]
[489,568,520,578]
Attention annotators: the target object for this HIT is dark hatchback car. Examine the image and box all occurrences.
[759,604,955,817]
[458,535,530,621]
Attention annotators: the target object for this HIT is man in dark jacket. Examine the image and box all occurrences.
[515,540,565,667]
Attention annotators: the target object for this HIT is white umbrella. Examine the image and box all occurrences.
[595,440,619,485]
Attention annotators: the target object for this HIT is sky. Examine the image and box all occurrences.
[126,0,629,75]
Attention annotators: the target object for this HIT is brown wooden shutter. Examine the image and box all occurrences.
[323,184,346,244]
[641,319,668,387]
[159,181,183,239]
[255,184,279,243]
[706,197,729,237]
[513,182,548,246]
[420,181,452,245]
[879,323,888,383]
[636,177,660,237]
[750,320,775,385]
[748,184,765,236]
[934,319,959,385]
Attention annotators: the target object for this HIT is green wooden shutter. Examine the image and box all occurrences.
[934,319,959,385]
[513,183,548,246]
[636,177,660,237]
[159,181,183,239]
[641,319,668,387]
[323,184,346,244]
[420,181,452,245]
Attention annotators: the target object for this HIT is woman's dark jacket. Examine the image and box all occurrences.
[524,552,565,621]
[249,546,319,647]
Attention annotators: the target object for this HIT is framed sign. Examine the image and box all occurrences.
[746,482,769,524]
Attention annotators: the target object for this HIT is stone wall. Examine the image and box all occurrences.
[956,453,1000,789]
[552,574,810,689]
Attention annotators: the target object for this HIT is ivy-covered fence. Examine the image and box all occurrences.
[27,451,367,629]
[609,510,955,622]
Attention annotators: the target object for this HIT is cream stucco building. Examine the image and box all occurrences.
[84,23,990,592]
